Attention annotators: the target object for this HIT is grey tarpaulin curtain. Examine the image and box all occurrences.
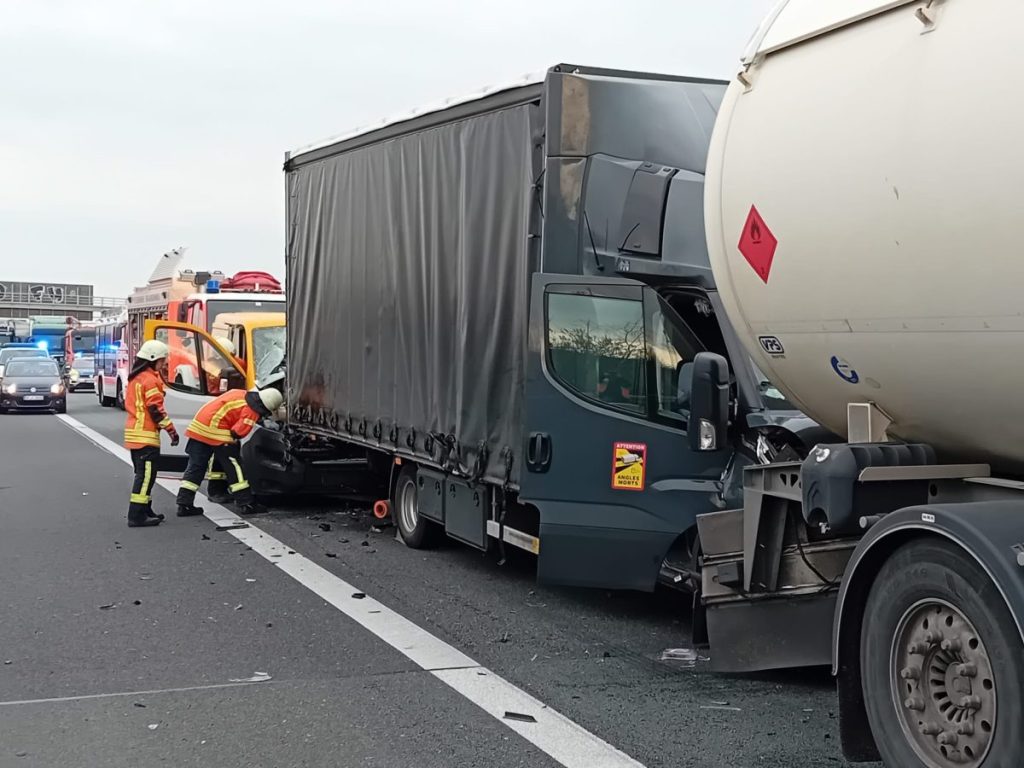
[287,103,536,486]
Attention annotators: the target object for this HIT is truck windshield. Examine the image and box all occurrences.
[752,362,796,410]
[252,325,286,384]
[206,300,284,332]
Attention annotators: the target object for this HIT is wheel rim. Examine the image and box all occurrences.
[399,478,418,534]
[891,598,996,767]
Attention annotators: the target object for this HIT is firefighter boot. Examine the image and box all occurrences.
[175,486,204,517]
[128,503,161,528]
[206,479,231,504]
[236,501,268,516]
[145,504,165,521]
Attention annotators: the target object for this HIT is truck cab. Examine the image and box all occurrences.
[143,314,286,459]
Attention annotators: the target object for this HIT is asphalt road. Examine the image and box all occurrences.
[0,394,878,768]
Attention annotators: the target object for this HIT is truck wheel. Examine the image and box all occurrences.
[861,538,1023,768]
[393,464,439,549]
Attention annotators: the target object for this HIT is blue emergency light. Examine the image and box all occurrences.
[206,279,221,293]
[36,340,48,350]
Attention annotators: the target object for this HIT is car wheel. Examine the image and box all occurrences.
[116,381,125,410]
[392,464,441,549]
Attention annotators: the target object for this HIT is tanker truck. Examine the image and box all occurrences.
[690,1,1024,766]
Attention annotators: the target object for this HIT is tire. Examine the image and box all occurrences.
[861,538,1023,768]
[115,381,125,411]
[393,464,440,549]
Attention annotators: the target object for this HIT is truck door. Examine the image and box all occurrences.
[143,320,246,458]
[519,275,729,591]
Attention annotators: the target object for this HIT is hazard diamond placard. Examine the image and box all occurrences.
[737,205,778,283]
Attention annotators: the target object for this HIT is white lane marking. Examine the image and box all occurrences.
[57,415,645,768]
[0,681,275,708]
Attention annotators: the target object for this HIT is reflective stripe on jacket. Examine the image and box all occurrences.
[124,369,169,449]
[185,389,260,446]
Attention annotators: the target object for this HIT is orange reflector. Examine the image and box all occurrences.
[373,500,391,519]
[394,457,402,465]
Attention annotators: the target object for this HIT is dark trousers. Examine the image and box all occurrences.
[176,439,252,506]
[129,446,160,515]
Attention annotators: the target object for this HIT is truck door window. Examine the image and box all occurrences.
[546,291,647,415]
[647,294,701,424]
[199,337,243,393]
[155,328,202,394]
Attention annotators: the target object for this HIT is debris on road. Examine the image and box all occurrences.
[234,604,244,611]
[216,522,249,531]
[246,578,256,583]
[134,702,146,708]
[133,600,142,606]
[498,632,510,644]
[351,592,366,599]
[230,671,272,683]
[360,541,369,547]
[147,724,159,730]
[338,538,350,544]
[531,654,538,662]
[82,492,88,496]
[660,647,698,665]
[318,523,331,532]
[326,552,338,558]
[15,751,27,757]
[503,711,537,723]
[201,534,210,541]
[139,575,153,581]
[98,603,117,610]
[4,660,12,665]
[701,704,742,712]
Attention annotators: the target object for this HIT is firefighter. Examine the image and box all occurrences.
[175,387,284,517]
[124,340,179,528]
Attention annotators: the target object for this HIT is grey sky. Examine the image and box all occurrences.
[1,1,774,299]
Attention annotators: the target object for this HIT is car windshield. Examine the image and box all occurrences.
[0,348,47,364]
[72,357,94,372]
[252,325,286,384]
[6,359,59,377]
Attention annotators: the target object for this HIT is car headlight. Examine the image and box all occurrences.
[3,383,16,395]
[50,383,64,394]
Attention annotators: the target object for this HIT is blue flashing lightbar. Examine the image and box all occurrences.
[206,279,221,294]
[36,340,48,350]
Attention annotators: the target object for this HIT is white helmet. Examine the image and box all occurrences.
[257,387,284,412]
[215,336,236,356]
[137,340,170,362]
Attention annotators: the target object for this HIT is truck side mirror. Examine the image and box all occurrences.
[688,351,730,452]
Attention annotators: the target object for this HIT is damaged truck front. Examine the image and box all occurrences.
[251,64,825,592]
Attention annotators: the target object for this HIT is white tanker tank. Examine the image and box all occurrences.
[705,0,1024,471]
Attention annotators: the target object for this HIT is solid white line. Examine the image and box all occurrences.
[0,681,276,708]
[57,415,645,768]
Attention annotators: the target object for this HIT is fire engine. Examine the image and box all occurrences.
[102,248,284,409]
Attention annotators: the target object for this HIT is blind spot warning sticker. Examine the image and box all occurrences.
[612,442,647,491]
